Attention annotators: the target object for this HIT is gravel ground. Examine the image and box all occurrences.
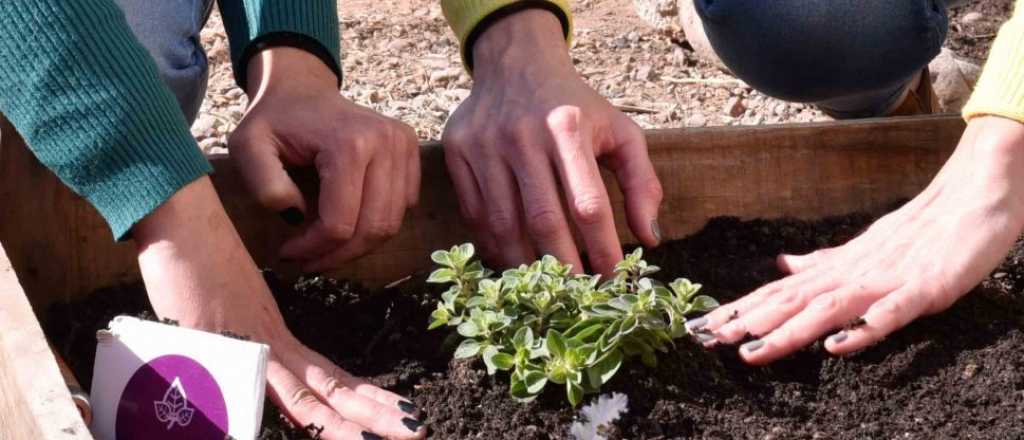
[191,0,1013,153]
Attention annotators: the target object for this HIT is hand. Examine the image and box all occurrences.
[230,47,420,272]
[442,9,663,276]
[133,177,426,439]
[689,116,1024,365]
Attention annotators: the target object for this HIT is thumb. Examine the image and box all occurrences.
[606,117,664,247]
[230,134,307,224]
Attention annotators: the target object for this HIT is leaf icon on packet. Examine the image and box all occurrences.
[154,377,196,429]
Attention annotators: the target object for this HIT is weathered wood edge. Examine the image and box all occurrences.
[0,115,966,313]
[0,245,93,440]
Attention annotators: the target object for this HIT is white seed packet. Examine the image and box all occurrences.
[89,316,269,440]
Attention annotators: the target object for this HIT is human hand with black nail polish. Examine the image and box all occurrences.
[687,116,1024,365]
[229,46,420,272]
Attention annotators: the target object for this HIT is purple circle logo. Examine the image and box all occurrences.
[116,355,229,440]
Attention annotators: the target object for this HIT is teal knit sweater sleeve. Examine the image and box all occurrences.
[0,0,212,240]
[217,0,342,89]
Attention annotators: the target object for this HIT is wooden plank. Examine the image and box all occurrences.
[0,115,965,312]
[0,244,92,440]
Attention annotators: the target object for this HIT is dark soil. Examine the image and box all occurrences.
[46,210,1024,439]
[948,0,1015,63]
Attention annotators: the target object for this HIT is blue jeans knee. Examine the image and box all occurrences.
[693,0,952,117]
[115,0,213,124]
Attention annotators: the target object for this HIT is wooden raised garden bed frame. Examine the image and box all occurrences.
[0,114,966,439]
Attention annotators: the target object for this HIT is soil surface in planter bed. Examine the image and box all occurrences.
[46,210,1024,439]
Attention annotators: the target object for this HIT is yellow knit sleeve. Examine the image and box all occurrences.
[963,0,1024,122]
[441,0,573,72]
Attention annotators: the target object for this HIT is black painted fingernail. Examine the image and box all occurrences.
[694,331,715,344]
[651,219,663,243]
[402,417,422,432]
[361,432,384,440]
[828,331,848,345]
[685,317,708,332]
[279,207,305,226]
[397,400,417,414]
[741,339,765,353]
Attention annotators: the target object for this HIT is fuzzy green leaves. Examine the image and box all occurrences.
[427,244,716,406]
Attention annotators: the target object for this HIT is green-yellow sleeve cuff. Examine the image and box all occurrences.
[441,0,573,73]
[963,3,1024,123]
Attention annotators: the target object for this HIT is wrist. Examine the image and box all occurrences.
[471,8,575,83]
[245,46,339,103]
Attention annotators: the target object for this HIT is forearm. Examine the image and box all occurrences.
[0,0,211,240]
[441,0,573,71]
[217,0,341,90]
[963,0,1024,123]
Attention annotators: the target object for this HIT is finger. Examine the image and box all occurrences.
[712,274,844,344]
[547,107,622,276]
[265,360,369,440]
[231,138,308,218]
[605,116,663,247]
[777,247,839,274]
[406,132,421,208]
[282,349,426,439]
[303,153,399,271]
[825,283,932,355]
[444,153,497,260]
[512,150,583,272]
[691,267,826,335]
[739,282,889,365]
[302,346,421,417]
[281,147,369,260]
[475,155,535,268]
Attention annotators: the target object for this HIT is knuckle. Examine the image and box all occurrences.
[546,106,584,134]
[487,210,520,236]
[572,194,610,225]
[315,374,342,400]
[322,221,356,241]
[527,208,564,237]
[874,298,906,321]
[287,386,320,409]
[807,294,842,315]
[364,222,396,241]
[772,291,803,309]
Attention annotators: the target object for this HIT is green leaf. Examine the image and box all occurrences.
[641,350,658,368]
[431,250,453,267]
[457,320,480,338]
[458,243,476,261]
[524,370,548,394]
[620,315,639,336]
[482,346,501,375]
[567,381,584,407]
[427,268,457,284]
[691,295,720,313]
[546,329,567,359]
[568,323,606,345]
[491,352,514,370]
[608,295,638,312]
[454,339,481,359]
[587,349,623,388]
[512,326,534,349]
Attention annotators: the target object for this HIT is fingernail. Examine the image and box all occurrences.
[651,219,663,243]
[828,331,848,345]
[685,317,708,332]
[279,207,305,226]
[694,331,715,344]
[402,417,422,432]
[361,432,384,440]
[397,400,417,414]
[741,339,765,353]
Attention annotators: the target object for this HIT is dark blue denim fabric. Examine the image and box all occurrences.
[693,0,956,117]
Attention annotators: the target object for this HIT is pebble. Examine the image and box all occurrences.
[725,96,746,117]
[963,363,980,379]
[962,11,985,25]
[686,113,708,127]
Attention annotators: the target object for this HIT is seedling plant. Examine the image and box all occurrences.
[427,244,718,406]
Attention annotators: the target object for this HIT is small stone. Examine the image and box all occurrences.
[198,137,220,152]
[686,113,707,127]
[963,363,980,379]
[429,68,461,86]
[724,96,746,117]
[191,115,216,137]
[962,11,984,25]
[994,272,1008,279]
[387,39,411,52]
